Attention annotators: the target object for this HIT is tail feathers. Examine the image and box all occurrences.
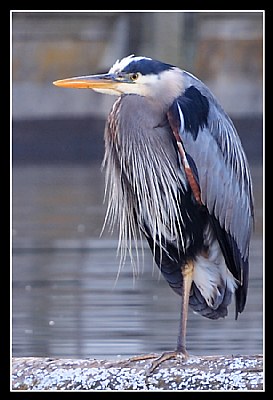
[235,258,249,319]
[189,282,232,319]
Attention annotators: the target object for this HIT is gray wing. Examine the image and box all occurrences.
[167,71,254,295]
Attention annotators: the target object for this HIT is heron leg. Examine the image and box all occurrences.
[147,261,194,373]
[176,260,194,354]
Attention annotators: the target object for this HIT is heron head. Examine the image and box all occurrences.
[53,55,184,106]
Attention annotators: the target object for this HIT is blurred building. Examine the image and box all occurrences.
[12,11,263,163]
[12,12,264,360]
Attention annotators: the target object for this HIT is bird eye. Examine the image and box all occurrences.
[130,73,139,81]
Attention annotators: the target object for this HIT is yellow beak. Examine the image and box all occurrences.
[53,73,121,90]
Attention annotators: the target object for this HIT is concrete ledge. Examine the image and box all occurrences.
[12,354,263,391]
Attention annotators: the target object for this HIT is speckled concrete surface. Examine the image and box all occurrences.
[12,354,263,391]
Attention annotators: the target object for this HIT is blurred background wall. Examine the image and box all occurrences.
[12,11,264,359]
[12,11,263,164]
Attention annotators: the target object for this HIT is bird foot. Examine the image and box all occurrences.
[146,350,189,375]
[124,350,190,375]
[127,353,159,363]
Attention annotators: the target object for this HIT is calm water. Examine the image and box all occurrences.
[12,164,263,359]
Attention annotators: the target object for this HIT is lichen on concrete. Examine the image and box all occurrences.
[12,354,263,391]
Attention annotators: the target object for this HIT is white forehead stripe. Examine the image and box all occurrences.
[109,55,152,74]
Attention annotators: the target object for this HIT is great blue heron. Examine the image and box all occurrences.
[53,55,254,369]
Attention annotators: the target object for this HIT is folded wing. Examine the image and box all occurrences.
[167,71,254,316]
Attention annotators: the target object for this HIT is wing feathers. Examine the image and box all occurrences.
[167,83,253,312]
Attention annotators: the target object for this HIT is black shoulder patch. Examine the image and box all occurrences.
[122,58,173,76]
[177,86,209,139]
